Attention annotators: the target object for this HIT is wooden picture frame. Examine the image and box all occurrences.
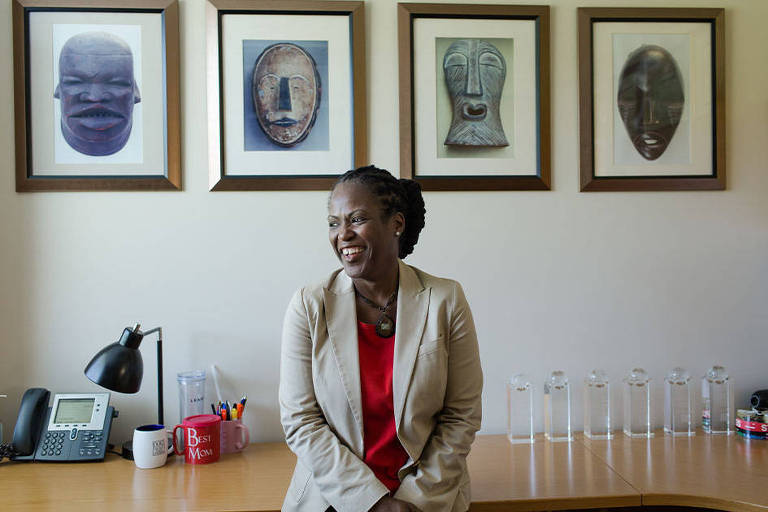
[578,8,725,191]
[12,0,181,192]
[398,3,550,191]
[206,0,366,191]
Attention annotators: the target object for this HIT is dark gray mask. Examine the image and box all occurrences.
[617,44,685,161]
[54,31,141,156]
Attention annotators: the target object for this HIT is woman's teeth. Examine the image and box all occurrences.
[341,247,364,256]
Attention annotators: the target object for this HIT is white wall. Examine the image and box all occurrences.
[1,0,767,447]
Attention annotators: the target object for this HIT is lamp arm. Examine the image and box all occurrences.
[142,327,162,339]
[141,327,164,426]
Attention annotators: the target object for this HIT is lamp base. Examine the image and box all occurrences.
[121,440,134,460]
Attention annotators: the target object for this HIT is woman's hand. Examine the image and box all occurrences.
[369,495,422,512]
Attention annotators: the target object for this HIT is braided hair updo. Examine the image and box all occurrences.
[332,165,426,259]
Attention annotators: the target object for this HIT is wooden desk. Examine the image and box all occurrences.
[468,435,639,511]
[1,433,766,511]
[0,442,295,511]
[582,431,768,512]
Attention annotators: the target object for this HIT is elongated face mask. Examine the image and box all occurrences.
[54,31,141,156]
[443,39,508,147]
[617,45,685,161]
[252,43,320,147]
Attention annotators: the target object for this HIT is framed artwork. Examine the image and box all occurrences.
[398,3,550,191]
[578,8,725,191]
[206,0,366,191]
[12,0,181,192]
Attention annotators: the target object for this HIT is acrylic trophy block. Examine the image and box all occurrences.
[584,369,612,439]
[702,365,733,435]
[507,374,534,444]
[544,370,572,442]
[623,368,654,438]
[664,367,695,436]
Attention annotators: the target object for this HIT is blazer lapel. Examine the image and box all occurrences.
[323,272,364,453]
[392,260,430,432]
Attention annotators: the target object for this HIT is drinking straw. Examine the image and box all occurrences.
[210,364,223,403]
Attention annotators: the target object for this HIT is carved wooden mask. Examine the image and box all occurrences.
[617,45,685,161]
[443,39,508,147]
[252,43,321,147]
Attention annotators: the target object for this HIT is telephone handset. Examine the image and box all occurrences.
[11,388,49,456]
[3,388,117,462]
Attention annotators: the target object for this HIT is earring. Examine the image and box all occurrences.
[395,232,401,236]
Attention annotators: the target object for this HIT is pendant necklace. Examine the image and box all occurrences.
[355,287,398,338]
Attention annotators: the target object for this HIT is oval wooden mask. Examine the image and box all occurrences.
[252,43,321,147]
[617,45,685,161]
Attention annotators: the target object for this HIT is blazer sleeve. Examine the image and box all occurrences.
[279,288,390,512]
[393,282,483,512]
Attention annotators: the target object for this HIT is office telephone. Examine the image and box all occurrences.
[2,388,117,462]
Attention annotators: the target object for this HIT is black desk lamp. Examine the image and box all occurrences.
[84,323,164,459]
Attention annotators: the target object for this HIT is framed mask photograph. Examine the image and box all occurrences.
[12,0,181,192]
[206,0,366,191]
[578,8,725,191]
[397,3,550,191]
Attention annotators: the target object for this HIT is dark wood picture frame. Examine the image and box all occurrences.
[12,0,182,192]
[578,8,725,192]
[206,0,366,191]
[397,3,550,191]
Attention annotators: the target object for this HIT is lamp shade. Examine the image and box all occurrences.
[85,327,144,394]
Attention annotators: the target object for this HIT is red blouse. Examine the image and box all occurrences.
[357,321,410,493]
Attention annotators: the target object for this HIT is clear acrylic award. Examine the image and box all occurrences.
[702,365,733,435]
[623,368,654,438]
[664,367,695,436]
[584,369,612,439]
[544,370,572,442]
[507,374,534,444]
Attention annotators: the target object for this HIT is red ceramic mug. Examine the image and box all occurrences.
[173,414,221,464]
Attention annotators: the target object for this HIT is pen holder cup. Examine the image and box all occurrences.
[220,420,250,454]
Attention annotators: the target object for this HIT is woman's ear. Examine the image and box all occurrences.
[392,212,405,236]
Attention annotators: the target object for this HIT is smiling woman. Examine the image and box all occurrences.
[279,166,483,512]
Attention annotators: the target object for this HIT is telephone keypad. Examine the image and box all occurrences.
[37,429,107,461]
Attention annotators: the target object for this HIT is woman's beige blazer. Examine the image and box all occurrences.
[279,260,483,512]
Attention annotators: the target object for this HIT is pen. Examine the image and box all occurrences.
[236,403,244,419]
[211,403,216,414]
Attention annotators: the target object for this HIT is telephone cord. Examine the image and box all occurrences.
[0,443,17,461]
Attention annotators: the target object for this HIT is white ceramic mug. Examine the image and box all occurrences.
[133,424,173,469]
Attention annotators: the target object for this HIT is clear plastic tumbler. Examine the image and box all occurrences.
[177,370,206,423]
